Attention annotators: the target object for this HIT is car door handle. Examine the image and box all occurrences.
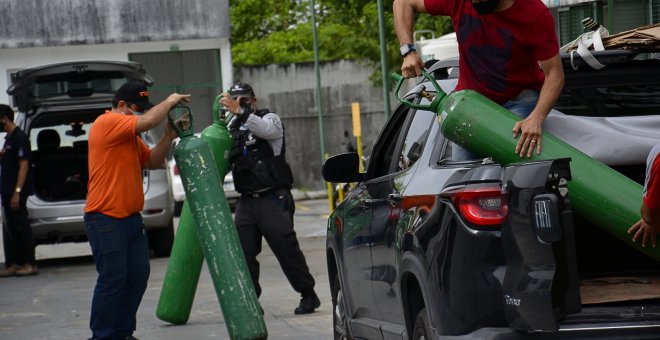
[361,198,387,207]
[388,193,402,205]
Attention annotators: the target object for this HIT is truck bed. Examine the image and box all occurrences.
[580,276,660,304]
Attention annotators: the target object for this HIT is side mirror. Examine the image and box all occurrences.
[322,152,364,183]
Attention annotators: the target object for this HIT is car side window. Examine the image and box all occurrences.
[396,109,436,172]
[367,107,410,179]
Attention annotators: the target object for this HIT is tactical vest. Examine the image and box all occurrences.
[229,109,294,194]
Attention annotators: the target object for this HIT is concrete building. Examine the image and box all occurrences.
[0,0,232,128]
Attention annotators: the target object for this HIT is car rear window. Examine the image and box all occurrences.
[28,71,131,99]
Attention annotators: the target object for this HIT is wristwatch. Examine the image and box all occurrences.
[236,107,245,115]
[15,187,21,193]
[400,43,417,58]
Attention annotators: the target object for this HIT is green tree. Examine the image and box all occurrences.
[230,0,453,84]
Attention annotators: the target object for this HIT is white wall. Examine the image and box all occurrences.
[1,0,230,48]
[235,61,392,189]
[0,37,233,106]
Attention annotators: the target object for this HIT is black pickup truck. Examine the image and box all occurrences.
[323,49,660,339]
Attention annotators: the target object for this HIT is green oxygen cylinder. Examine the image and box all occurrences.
[156,97,234,325]
[391,72,660,262]
[202,95,234,178]
[156,198,201,324]
[167,106,267,339]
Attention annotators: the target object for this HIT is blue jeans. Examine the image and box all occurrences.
[85,212,150,340]
[451,90,540,161]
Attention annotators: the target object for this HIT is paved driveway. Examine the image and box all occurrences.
[0,198,333,340]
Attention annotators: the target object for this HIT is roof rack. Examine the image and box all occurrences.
[560,23,660,70]
[560,49,659,70]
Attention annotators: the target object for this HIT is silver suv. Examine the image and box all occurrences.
[6,61,174,257]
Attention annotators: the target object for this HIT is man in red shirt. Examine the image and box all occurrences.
[629,144,660,248]
[394,0,564,159]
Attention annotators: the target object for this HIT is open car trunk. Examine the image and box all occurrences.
[34,150,88,202]
[551,52,660,327]
[560,166,660,327]
[28,108,103,202]
[29,107,155,203]
[487,156,660,333]
[502,51,660,329]
[32,125,90,202]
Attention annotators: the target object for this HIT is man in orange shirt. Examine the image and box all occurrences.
[84,82,190,340]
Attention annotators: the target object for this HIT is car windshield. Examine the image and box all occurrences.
[555,84,660,117]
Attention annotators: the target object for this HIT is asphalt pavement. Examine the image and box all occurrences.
[0,197,334,340]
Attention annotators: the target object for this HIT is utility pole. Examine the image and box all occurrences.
[310,0,326,165]
[377,0,392,118]
[311,0,334,208]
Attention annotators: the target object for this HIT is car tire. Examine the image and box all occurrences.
[173,201,183,216]
[150,220,175,257]
[332,275,352,340]
[412,308,431,340]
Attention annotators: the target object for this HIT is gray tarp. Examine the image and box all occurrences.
[544,111,660,166]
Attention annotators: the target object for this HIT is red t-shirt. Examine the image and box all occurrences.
[424,0,559,104]
[644,152,660,209]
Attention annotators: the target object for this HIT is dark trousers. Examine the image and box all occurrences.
[235,188,316,298]
[2,194,36,267]
[84,213,150,340]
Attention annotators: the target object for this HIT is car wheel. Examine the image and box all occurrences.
[150,220,175,257]
[173,201,183,216]
[412,308,431,340]
[332,275,352,340]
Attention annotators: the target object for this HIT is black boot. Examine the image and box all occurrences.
[294,294,320,314]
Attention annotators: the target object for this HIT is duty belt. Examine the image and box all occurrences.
[243,187,277,199]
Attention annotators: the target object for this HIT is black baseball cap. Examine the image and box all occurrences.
[114,82,155,111]
[229,82,254,97]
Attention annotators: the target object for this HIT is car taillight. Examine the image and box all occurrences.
[174,164,180,175]
[334,215,343,235]
[446,185,508,226]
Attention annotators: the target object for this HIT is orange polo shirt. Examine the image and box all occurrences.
[84,111,150,218]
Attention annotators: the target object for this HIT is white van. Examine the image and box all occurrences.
[414,31,459,63]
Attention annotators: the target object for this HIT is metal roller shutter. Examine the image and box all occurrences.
[612,0,649,33]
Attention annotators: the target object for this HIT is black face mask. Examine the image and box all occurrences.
[239,100,254,113]
[473,0,500,15]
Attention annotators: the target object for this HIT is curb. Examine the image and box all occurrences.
[290,189,328,201]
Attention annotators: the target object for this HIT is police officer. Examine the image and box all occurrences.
[219,83,320,315]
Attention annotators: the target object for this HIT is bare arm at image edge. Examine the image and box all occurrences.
[628,204,660,248]
[628,156,660,247]
[394,0,428,78]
